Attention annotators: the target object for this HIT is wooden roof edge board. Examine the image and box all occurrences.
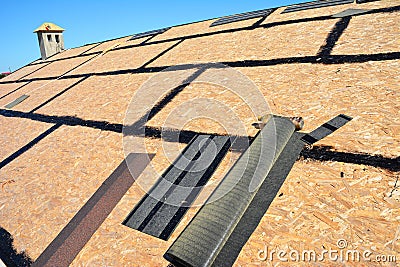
[210,8,277,27]
[282,0,355,13]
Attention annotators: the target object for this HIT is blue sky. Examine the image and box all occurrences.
[0,0,303,72]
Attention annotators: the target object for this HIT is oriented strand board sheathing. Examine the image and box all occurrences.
[82,36,133,54]
[265,3,355,24]
[0,1,398,266]
[69,41,179,75]
[146,82,260,138]
[0,78,81,112]
[148,20,335,67]
[239,61,400,158]
[0,82,27,98]
[0,125,124,260]
[0,63,49,82]
[70,139,240,266]
[0,116,52,162]
[23,55,96,79]
[332,12,400,55]
[37,74,153,124]
[42,43,98,61]
[234,160,400,266]
[150,17,263,42]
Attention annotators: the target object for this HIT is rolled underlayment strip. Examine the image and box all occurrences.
[164,115,297,267]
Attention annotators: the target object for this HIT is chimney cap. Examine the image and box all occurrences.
[33,22,65,33]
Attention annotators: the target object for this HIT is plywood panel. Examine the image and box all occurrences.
[148,20,335,67]
[37,74,153,124]
[0,116,52,162]
[24,55,96,79]
[0,78,82,112]
[0,125,124,260]
[332,12,400,55]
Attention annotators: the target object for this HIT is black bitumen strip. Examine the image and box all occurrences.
[210,8,276,27]
[301,146,400,172]
[0,123,62,170]
[356,0,380,3]
[123,135,231,240]
[282,0,354,14]
[4,95,30,109]
[158,136,232,240]
[125,136,210,232]
[32,153,155,267]
[301,114,353,145]
[130,27,171,41]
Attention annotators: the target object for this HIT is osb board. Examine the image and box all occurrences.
[0,63,50,82]
[146,82,260,138]
[37,73,153,124]
[68,41,179,75]
[265,0,399,25]
[147,19,335,67]
[0,116,51,162]
[0,125,124,260]
[82,36,133,54]
[151,17,262,42]
[238,61,400,159]
[0,80,49,108]
[23,54,96,79]
[0,82,27,98]
[0,78,81,113]
[358,0,400,9]
[43,43,98,61]
[332,12,400,55]
[112,36,151,49]
[70,136,241,266]
[234,160,399,266]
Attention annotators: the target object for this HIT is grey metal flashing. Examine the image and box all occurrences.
[331,8,369,17]
[4,95,30,109]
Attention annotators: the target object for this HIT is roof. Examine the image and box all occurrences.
[33,22,65,33]
[0,0,399,266]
